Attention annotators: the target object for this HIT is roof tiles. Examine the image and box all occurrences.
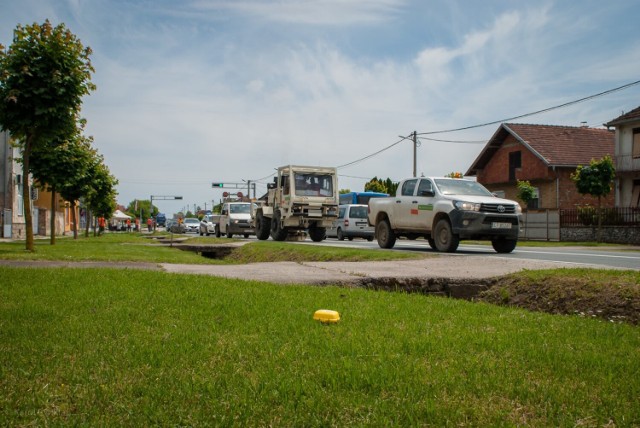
[503,123,614,166]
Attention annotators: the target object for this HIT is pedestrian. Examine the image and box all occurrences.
[98,216,105,235]
[147,217,153,232]
[126,218,131,232]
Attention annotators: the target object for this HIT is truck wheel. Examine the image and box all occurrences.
[491,238,517,253]
[308,226,326,242]
[427,238,437,250]
[270,211,288,241]
[433,219,459,252]
[255,211,271,240]
[336,228,345,241]
[376,219,396,249]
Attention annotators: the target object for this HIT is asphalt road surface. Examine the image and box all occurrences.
[312,238,640,271]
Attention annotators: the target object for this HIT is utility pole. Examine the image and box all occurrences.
[412,130,417,178]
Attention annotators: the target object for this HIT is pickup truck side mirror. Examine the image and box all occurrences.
[267,183,276,189]
[221,210,227,215]
[420,190,435,197]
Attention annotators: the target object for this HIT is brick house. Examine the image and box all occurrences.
[465,123,615,210]
[605,106,640,207]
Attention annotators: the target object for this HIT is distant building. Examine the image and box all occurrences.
[605,106,640,207]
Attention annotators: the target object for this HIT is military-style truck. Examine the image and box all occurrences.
[367,176,522,253]
[252,165,339,241]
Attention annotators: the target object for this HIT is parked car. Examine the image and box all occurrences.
[327,204,374,241]
[199,214,218,236]
[183,217,200,233]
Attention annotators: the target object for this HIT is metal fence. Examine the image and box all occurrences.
[560,207,640,227]
[520,210,559,241]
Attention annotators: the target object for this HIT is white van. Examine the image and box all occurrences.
[216,202,255,238]
[327,204,374,241]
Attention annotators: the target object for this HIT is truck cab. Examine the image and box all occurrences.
[252,165,339,242]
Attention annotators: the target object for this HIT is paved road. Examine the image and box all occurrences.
[303,239,640,270]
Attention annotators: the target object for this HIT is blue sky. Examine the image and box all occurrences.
[2,0,639,215]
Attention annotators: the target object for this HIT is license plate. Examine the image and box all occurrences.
[491,222,512,229]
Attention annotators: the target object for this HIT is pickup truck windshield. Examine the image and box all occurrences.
[434,179,493,196]
[230,204,251,214]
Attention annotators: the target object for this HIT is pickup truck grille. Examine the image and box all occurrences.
[480,203,517,214]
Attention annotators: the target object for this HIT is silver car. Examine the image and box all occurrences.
[183,217,200,233]
[199,214,217,236]
[327,204,374,241]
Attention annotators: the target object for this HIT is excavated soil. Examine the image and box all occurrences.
[475,275,640,325]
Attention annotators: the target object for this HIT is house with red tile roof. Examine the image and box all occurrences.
[605,106,640,207]
[465,123,615,210]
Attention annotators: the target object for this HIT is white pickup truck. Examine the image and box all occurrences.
[367,177,522,253]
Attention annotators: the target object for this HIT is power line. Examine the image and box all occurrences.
[417,79,640,135]
[336,79,640,171]
[337,134,412,169]
[418,136,487,144]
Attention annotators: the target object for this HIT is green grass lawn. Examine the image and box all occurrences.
[1,267,639,426]
[0,233,422,264]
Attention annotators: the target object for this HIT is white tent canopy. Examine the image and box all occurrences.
[111,209,132,220]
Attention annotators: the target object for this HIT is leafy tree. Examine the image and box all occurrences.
[571,155,615,242]
[516,180,536,210]
[84,160,118,237]
[30,123,95,242]
[0,21,95,251]
[125,200,157,222]
[339,188,351,194]
[365,176,398,195]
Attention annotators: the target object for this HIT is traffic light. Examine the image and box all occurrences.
[212,183,224,188]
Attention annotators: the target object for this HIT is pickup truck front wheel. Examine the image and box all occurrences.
[491,238,517,253]
[433,219,459,252]
[376,219,396,249]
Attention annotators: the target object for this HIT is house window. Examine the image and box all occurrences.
[509,151,521,181]
[633,128,640,158]
[632,179,640,207]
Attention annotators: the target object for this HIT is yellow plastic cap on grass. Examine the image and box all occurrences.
[313,309,340,323]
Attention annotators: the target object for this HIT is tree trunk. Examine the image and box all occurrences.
[22,135,34,252]
[71,201,78,239]
[85,208,91,237]
[49,189,56,245]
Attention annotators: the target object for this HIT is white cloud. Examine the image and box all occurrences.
[192,0,406,25]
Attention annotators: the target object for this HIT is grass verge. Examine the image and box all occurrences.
[1,267,638,426]
[0,233,422,264]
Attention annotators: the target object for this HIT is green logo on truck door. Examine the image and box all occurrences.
[418,204,433,211]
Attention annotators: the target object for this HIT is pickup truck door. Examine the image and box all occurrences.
[407,178,436,230]
[393,179,419,228]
